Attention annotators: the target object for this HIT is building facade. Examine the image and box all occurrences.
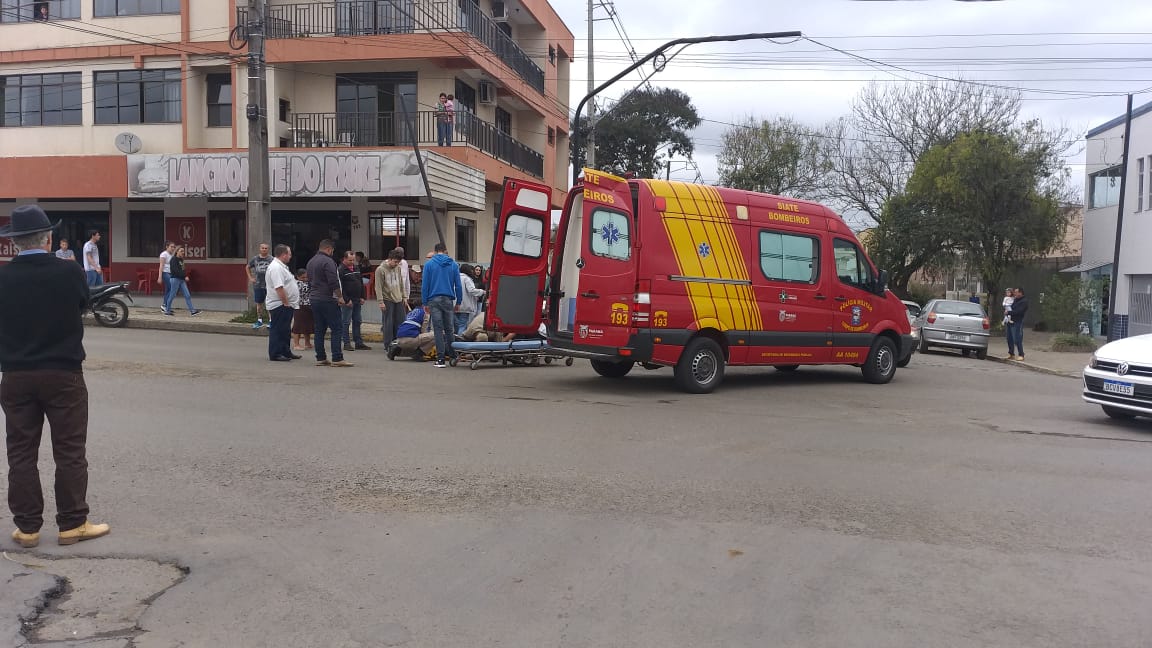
[0,0,573,304]
[1080,99,1152,338]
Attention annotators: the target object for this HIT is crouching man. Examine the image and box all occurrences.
[388,307,436,360]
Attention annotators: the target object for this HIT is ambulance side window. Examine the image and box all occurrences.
[589,208,630,261]
[759,231,819,284]
[502,214,545,258]
[833,238,874,289]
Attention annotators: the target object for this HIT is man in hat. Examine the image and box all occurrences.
[0,205,110,549]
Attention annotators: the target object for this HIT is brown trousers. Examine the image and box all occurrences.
[2,370,90,533]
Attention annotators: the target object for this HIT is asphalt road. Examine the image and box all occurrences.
[5,328,1152,647]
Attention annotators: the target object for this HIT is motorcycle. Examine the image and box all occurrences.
[89,282,133,328]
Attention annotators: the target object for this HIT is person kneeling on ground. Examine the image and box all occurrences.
[390,306,436,360]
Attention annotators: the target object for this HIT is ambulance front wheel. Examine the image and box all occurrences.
[862,337,898,384]
[591,359,633,378]
[675,337,725,394]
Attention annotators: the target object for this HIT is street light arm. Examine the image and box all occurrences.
[571,30,802,184]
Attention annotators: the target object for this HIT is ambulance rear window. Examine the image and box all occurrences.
[590,208,630,260]
[502,214,544,258]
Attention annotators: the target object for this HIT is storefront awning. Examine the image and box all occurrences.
[1061,259,1112,273]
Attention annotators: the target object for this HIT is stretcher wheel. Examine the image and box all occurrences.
[448,357,458,367]
[470,360,480,370]
[565,357,574,366]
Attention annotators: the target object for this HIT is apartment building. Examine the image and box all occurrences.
[0,0,573,300]
[1077,99,1152,338]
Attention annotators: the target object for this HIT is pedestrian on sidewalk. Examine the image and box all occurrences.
[1007,287,1030,361]
[392,246,411,308]
[158,241,175,313]
[265,244,300,362]
[338,250,371,351]
[421,242,463,368]
[408,263,423,307]
[54,237,74,262]
[82,230,103,286]
[455,263,485,335]
[375,249,407,350]
[0,205,110,549]
[246,243,272,329]
[306,239,353,367]
[292,268,313,351]
[165,247,201,316]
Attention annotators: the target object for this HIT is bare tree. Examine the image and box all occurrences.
[716,116,831,199]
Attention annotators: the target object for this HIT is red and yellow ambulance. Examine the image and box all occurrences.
[486,169,914,393]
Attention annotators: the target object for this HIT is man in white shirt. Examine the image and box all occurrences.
[82,231,102,286]
[158,241,176,315]
[265,244,300,362]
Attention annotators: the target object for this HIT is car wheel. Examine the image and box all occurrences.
[590,359,633,378]
[774,365,799,372]
[961,349,971,358]
[1102,405,1135,420]
[861,336,897,384]
[674,337,725,394]
[918,335,930,354]
[975,349,987,360]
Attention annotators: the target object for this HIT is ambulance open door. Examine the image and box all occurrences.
[486,178,553,335]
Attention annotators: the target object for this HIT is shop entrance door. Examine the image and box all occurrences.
[272,211,351,273]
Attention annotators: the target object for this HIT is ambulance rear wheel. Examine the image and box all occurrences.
[675,337,725,394]
[591,359,633,378]
[862,337,897,384]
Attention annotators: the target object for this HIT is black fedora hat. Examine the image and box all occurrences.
[0,205,59,238]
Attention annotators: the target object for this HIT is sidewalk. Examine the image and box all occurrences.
[983,330,1093,379]
[107,307,386,343]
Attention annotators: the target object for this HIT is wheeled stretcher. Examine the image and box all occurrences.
[448,339,575,370]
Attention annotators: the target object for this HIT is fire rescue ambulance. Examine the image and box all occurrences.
[485,169,914,393]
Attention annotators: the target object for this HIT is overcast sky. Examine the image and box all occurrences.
[549,0,1152,190]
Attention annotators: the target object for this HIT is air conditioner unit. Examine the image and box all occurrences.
[478,81,497,105]
[492,1,508,21]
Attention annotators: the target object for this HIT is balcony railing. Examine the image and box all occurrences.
[238,0,545,94]
[285,110,544,178]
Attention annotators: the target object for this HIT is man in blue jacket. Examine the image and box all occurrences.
[420,243,462,367]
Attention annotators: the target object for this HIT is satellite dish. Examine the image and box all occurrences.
[115,132,142,154]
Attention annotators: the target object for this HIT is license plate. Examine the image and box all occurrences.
[945,333,969,341]
[1103,380,1135,396]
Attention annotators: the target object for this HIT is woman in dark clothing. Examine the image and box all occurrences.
[472,264,486,312]
[166,247,201,316]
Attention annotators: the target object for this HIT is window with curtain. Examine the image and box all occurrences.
[95,69,181,124]
[0,0,80,22]
[94,0,179,17]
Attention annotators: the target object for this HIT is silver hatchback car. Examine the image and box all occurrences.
[913,299,991,359]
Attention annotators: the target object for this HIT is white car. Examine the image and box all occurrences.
[1082,334,1152,420]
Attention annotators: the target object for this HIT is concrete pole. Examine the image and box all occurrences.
[585,0,595,170]
[245,0,271,308]
[1107,93,1133,341]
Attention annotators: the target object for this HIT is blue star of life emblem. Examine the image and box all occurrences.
[601,222,621,246]
[698,242,711,258]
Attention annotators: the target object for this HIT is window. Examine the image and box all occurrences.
[455,217,476,262]
[502,214,544,258]
[0,0,80,22]
[1140,158,1146,212]
[278,98,290,123]
[590,208,630,260]
[128,211,164,258]
[759,231,819,284]
[1,73,82,127]
[95,69,181,124]
[833,238,874,289]
[547,127,555,146]
[208,211,245,258]
[206,73,231,127]
[495,106,511,134]
[453,78,476,114]
[94,0,179,17]
[1089,165,1122,209]
[368,212,418,261]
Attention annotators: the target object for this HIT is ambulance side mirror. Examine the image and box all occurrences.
[874,269,889,296]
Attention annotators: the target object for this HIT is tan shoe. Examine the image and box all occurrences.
[330,360,354,367]
[315,359,331,366]
[58,521,110,546]
[11,528,39,548]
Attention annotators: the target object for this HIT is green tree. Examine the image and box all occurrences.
[904,130,1069,311]
[716,116,830,199]
[572,87,701,179]
[864,192,954,297]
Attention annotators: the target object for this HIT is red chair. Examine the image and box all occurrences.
[135,268,152,295]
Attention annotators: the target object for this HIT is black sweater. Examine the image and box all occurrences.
[0,253,89,372]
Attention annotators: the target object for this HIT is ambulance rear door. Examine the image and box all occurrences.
[486,178,553,335]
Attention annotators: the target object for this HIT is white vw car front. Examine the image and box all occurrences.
[1083,334,1152,420]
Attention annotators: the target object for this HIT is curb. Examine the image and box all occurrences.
[86,315,386,343]
[987,355,1080,380]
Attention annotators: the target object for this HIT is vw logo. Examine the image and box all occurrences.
[1117,362,1130,376]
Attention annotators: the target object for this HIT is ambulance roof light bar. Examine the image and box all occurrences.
[570,30,803,186]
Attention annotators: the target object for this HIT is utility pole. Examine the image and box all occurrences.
[1107,93,1133,341]
[245,0,271,308]
[585,0,596,170]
